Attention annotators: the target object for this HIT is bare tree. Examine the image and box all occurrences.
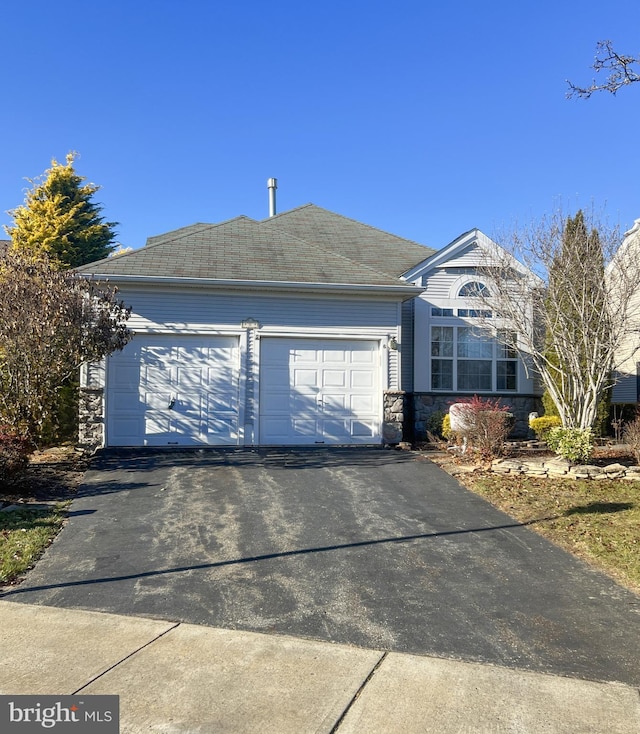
[568,40,640,98]
[476,210,640,430]
[0,253,131,442]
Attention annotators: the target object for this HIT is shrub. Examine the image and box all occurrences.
[442,413,457,441]
[546,427,594,463]
[529,415,562,440]
[449,396,513,461]
[623,418,640,464]
[426,410,447,439]
[0,426,32,484]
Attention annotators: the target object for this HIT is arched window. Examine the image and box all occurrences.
[458,281,490,298]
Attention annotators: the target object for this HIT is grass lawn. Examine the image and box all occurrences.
[462,470,640,594]
[0,503,70,584]
[0,445,86,586]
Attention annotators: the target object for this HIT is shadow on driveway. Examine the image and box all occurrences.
[3,447,640,687]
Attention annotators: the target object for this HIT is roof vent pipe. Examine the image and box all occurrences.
[267,178,277,217]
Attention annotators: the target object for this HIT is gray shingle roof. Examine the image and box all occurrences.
[0,240,10,257]
[76,205,433,288]
[262,204,434,277]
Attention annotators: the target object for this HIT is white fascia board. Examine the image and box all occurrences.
[402,228,537,284]
[401,229,480,281]
[78,273,425,300]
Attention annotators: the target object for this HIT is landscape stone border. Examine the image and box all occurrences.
[490,457,640,480]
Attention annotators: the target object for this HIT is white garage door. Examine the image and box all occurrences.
[259,338,381,445]
[106,335,240,447]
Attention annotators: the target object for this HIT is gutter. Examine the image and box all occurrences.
[77,273,425,300]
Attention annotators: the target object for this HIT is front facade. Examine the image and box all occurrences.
[78,206,428,448]
[78,207,541,448]
[82,284,413,447]
[404,229,540,437]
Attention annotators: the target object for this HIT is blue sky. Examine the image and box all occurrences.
[2,0,639,252]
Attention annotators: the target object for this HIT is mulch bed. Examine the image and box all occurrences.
[0,446,89,507]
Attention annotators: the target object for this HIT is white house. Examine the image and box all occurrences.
[77,206,541,448]
[403,228,539,437]
[612,218,640,406]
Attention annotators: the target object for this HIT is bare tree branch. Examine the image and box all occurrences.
[567,40,640,98]
[476,211,640,430]
[0,253,131,441]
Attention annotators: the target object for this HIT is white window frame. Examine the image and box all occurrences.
[430,323,518,392]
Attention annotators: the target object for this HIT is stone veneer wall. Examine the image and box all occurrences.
[78,387,104,451]
[413,394,542,440]
[383,390,406,444]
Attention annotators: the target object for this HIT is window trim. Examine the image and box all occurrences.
[430,324,518,392]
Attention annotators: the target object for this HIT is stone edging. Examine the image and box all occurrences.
[490,458,640,480]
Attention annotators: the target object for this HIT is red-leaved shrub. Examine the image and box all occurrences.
[0,426,32,484]
[449,396,513,460]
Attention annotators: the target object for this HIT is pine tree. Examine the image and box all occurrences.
[6,153,117,269]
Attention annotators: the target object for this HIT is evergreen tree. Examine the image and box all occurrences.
[542,210,610,432]
[6,153,117,269]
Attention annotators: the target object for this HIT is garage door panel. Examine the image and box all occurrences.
[110,363,140,389]
[350,395,375,413]
[293,369,318,387]
[322,394,348,412]
[351,420,377,437]
[352,349,375,363]
[260,338,381,445]
[107,335,239,447]
[175,368,203,389]
[351,370,375,388]
[144,392,173,410]
[145,414,172,436]
[111,418,141,440]
[323,370,347,388]
[292,348,318,363]
[324,349,348,363]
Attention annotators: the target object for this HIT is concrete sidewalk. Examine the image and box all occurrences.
[0,601,638,733]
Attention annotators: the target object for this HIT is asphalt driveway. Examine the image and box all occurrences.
[2,447,639,686]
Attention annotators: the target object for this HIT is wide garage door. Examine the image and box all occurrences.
[259,338,381,445]
[106,335,239,447]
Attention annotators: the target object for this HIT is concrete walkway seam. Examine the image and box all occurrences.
[330,650,388,734]
[72,621,181,695]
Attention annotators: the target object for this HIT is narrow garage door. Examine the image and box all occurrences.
[259,338,381,445]
[106,335,239,447]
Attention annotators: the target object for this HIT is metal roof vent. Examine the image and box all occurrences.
[267,177,277,217]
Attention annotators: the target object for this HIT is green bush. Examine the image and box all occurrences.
[546,427,594,463]
[529,415,562,440]
[426,410,446,439]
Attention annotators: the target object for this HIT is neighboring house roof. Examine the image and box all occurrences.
[76,205,434,292]
[0,239,10,257]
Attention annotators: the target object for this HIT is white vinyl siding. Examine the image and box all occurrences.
[119,287,400,333]
[613,288,640,403]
